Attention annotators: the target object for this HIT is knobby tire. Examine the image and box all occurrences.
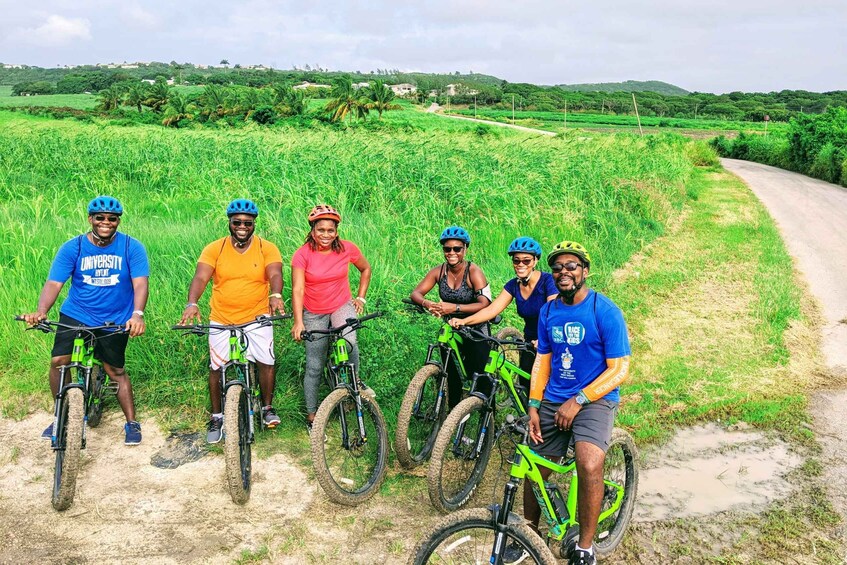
[52,387,84,511]
[395,364,447,469]
[86,365,106,428]
[224,383,252,504]
[593,428,639,558]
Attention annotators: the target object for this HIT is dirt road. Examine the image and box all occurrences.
[722,158,847,541]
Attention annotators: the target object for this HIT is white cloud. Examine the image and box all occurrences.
[121,5,159,29]
[18,14,92,46]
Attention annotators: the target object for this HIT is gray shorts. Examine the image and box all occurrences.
[531,398,618,458]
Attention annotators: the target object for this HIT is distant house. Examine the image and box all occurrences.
[141,78,175,85]
[120,64,139,69]
[292,81,331,90]
[2,64,23,69]
[389,83,417,96]
[443,83,478,96]
[353,82,370,90]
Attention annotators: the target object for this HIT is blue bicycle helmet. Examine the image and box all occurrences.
[439,226,471,246]
[87,196,123,216]
[508,236,542,257]
[226,199,259,217]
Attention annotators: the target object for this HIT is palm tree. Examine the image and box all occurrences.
[324,77,368,122]
[197,84,229,120]
[162,91,195,127]
[123,82,148,113]
[143,79,170,113]
[364,80,402,119]
[97,84,124,111]
[272,84,308,117]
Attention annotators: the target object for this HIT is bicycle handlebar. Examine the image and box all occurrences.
[300,311,385,341]
[171,313,292,333]
[15,316,128,334]
[455,325,529,351]
[503,413,531,442]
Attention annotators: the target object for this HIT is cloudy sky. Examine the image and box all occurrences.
[1,0,844,93]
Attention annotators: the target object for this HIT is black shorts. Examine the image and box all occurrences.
[531,398,618,459]
[51,313,129,369]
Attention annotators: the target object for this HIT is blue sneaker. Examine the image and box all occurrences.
[42,423,54,440]
[124,421,142,445]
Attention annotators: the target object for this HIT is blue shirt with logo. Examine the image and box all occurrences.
[48,233,150,326]
[536,289,630,403]
[503,271,558,342]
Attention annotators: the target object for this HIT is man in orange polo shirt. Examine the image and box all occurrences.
[179,199,285,443]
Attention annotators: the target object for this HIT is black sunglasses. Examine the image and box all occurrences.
[230,219,255,227]
[442,245,465,253]
[550,261,582,273]
[93,214,120,223]
[512,257,534,266]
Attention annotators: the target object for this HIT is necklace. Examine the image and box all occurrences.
[447,261,466,287]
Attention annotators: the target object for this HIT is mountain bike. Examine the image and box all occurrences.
[427,325,532,513]
[301,311,388,506]
[395,299,494,469]
[410,414,638,564]
[15,317,127,511]
[172,313,290,504]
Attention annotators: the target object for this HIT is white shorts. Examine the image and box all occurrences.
[208,320,275,370]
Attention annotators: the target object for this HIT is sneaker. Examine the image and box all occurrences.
[42,423,54,440]
[262,406,281,428]
[502,541,528,564]
[569,549,596,565]
[124,421,142,445]
[207,417,223,444]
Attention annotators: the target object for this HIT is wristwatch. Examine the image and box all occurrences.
[269,293,282,299]
[455,304,461,313]
[575,391,590,406]
[132,310,145,317]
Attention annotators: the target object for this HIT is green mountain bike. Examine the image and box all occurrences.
[173,313,290,504]
[427,325,531,513]
[16,317,127,511]
[301,311,388,506]
[411,414,638,564]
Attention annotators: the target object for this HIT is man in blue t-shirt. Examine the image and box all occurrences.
[520,241,631,565]
[23,196,150,445]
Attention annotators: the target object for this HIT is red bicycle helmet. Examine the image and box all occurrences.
[308,204,341,224]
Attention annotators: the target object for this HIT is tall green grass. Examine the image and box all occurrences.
[0,111,693,427]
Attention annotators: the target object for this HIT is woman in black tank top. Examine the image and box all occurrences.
[410,226,493,408]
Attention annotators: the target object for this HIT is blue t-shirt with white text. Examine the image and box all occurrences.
[503,271,558,342]
[536,289,630,403]
[48,233,150,326]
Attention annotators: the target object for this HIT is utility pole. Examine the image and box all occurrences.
[512,94,515,124]
[474,94,477,118]
[564,100,567,130]
[632,93,644,137]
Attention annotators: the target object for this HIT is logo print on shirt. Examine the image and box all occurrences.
[564,322,585,345]
[552,326,564,344]
[561,348,573,370]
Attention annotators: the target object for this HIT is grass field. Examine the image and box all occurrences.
[448,107,788,137]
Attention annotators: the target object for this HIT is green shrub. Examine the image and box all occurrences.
[685,141,720,167]
[809,143,843,184]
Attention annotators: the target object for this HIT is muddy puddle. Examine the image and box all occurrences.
[635,422,802,522]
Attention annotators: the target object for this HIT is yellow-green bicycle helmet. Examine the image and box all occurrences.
[547,241,591,267]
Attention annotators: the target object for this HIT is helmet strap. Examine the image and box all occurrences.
[90,228,116,246]
[559,280,585,304]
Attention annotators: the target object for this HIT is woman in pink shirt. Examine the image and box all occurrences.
[291,205,372,431]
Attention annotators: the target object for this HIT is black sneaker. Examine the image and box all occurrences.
[502,541,528,564]
[206,417,223,444]
[569,548,596,565]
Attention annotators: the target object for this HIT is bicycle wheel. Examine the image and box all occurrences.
[311,387,388,505]
[224,383,252,504]
[427,396,494,513]
[409,507,557,565]
[495,326,524,368]
[593,428,639,558]
[52,387,84,511]
[86,365,106,428]
[395,364,447,469]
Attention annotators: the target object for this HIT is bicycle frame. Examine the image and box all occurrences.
[217,327,258,441]
[325,334,370,450]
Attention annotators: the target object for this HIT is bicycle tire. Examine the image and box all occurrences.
[245,363,263,436]
[427,396,494,513]
[593,428,639,558]
[395,364,448,469]
[52,388,84,511]
[311,387,388,505]
[409,507,557,565]
[494,326,524,368]
[86,365,106,428]
[224,383,252,504]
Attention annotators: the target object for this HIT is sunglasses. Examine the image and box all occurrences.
[442,245,465,253]
[93,214,120,223]
[512,257,535,266]
[550,261,582,273]
[230,220,255,227]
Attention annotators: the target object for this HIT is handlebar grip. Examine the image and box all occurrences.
[171,325,195,330]
[300,331,312,341]
[14,315,25,321]
[358,311,385,323]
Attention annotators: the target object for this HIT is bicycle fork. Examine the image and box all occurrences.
[489,478,522,564]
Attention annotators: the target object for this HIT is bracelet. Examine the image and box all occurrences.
[528,399,542,409]
[269,293,282,299]
[186,302,198,308]
[132,310,145,317]
[354,296,366,304]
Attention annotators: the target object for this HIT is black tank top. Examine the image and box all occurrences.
[438,262,489,333]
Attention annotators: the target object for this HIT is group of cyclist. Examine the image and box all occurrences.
[23,195,631,565]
